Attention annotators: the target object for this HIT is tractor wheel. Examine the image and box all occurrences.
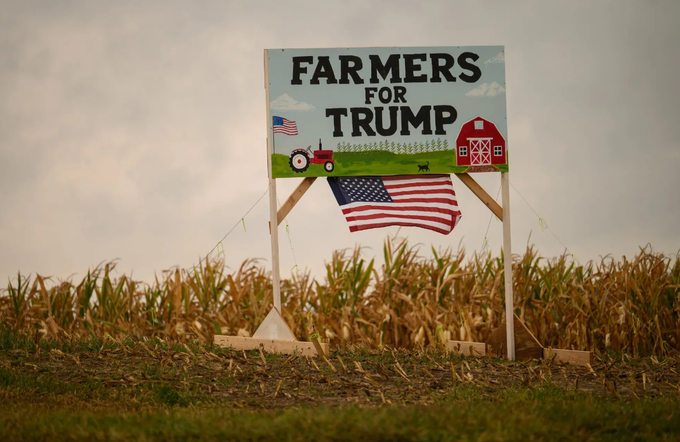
[289,151,310,173]
[324,161,335,173]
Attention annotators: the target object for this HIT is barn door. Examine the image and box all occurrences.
[470,139,492,165]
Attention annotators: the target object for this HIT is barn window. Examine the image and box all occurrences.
[474,120,484,130]
[494,145,502,156]
[458,146,468,156]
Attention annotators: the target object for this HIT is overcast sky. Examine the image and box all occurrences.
[1,0,679,286]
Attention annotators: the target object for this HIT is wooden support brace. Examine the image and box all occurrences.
[269,177,316,232]
[214,336,328,357]
[454,173,503,220]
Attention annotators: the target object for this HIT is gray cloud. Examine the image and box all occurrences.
[1,0,679,286]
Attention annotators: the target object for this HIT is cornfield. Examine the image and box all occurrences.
[1,237,678,357]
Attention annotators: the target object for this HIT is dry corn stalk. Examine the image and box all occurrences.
[0,238,677,356]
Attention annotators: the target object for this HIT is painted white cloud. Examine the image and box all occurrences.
[270,93,315,111]
[465,82,506,97]
[485,52,505,64]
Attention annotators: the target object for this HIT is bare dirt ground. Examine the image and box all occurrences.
[2,340,679,409]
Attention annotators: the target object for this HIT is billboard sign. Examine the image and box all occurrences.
[266,46,507,178]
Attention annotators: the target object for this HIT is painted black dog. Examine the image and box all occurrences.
[417,161,430,172]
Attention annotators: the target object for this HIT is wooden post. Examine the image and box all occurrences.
[501,171,515,361]
[268,176,282,312]
[264,49,282,312]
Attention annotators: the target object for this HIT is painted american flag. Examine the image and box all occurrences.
[272,116,298,135]
[328,174,462,234]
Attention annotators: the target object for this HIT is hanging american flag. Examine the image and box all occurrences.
[328,174,462,234]
[272,116,298,135]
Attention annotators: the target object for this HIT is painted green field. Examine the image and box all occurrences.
[272,150,472,178]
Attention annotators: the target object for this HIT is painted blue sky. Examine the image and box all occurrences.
[268,46,507,157]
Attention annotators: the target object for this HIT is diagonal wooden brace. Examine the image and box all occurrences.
[269,177,317,232]
[454,173,503,220]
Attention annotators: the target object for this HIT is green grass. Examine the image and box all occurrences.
[1,389,678,441]
[0,365,108,400]
[272,150,470,178]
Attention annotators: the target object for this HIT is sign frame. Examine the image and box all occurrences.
[221,48,516,360]
[265,46,509,179]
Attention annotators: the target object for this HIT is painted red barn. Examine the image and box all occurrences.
[455,116,507,167]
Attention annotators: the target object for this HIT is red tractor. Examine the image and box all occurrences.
[289,139,335,173]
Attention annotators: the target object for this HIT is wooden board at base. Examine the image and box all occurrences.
[214,336,328,357]
[543,348,593,366]
[447,340,487,357]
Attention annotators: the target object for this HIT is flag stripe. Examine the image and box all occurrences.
[384,181,454,190]
[341,206,457,217]
[344,207,455,218]
[348,218,452,230]
[272,116,298,135]
[389,197,458,204]
[346,213,453,226]
[340,201,457,211]
[388,188,457,197]
[348,221,451,235]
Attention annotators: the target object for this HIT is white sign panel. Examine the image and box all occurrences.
[266,46,508,177]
